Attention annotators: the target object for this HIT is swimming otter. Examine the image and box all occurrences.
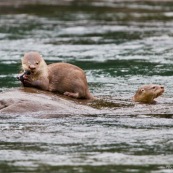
[133,84,164,103]
[18,51,94,99]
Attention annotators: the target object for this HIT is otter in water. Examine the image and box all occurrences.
[133,84,164,103]
[18,51,94,99]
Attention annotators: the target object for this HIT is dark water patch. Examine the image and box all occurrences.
[0,142,46,152]
[48,31,157,45]
[149,114,173,119]
[0,163,162,173]
[0,62,21,88]
[69,59,173,77]
[0,3,164,16]
[0,62,20,74]
[0,23,41,40]
[0,2,173,23]
[88,99,132,109]
[0,77,18,88]
[0,162,36,172]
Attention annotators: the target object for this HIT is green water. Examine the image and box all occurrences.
[0,1,173,172]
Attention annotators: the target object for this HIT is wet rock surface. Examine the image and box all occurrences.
[0,88,106,117]
[0,88,172,118]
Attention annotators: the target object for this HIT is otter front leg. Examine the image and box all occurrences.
[23,77,49,91]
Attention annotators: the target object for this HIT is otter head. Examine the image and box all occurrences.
[22,51,47,75]
[133,84,164,103]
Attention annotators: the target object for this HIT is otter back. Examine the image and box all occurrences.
[48,62,90,98]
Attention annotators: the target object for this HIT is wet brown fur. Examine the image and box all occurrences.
[133,84,164,103]
[19,51,94,99]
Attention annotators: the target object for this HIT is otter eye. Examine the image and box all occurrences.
[35,62,39,65]
[141,89,145,92]
[152,86,156,89]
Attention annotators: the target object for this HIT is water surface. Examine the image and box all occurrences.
[0,0,173,172]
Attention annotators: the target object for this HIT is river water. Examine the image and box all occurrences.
[0,0,173,172]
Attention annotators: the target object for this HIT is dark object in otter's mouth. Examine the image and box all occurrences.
[17,70,31,81]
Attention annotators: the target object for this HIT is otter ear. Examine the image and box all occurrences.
[136,88,145,95]
[138,88,145,94]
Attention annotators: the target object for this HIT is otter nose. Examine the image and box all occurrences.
[29,65,36,70]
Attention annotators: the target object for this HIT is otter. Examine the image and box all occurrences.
[133,84,164,103]
[18,51,94,99]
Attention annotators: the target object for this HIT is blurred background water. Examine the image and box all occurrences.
[0,0,173,172]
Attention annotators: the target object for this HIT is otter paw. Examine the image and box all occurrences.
[23,78,33,87]
[64,92,79,98]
